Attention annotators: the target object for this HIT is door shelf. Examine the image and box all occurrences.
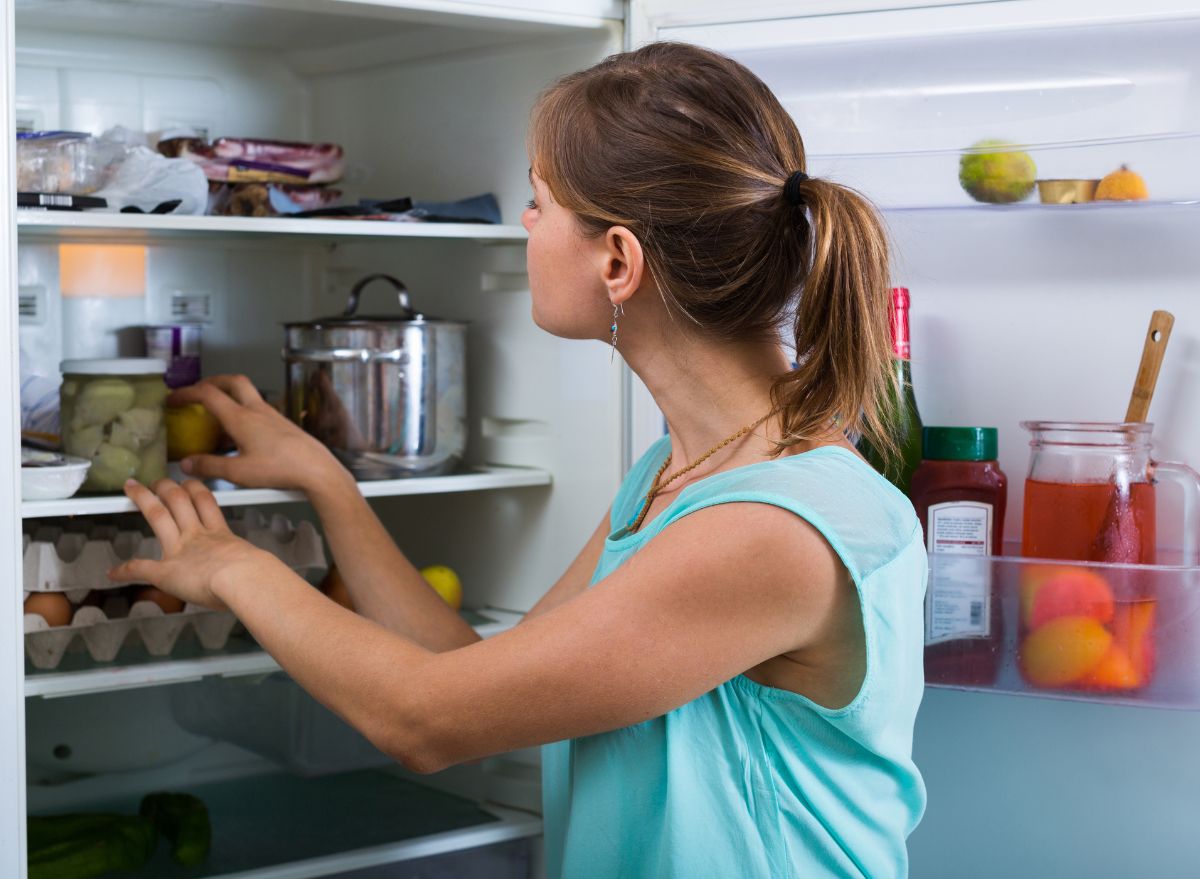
[24,608,521,699]
[923,552,1200,710]
[21,466,552,520]
[806,131,1200,210]
[28,768,541,879]
[16,211,528,244]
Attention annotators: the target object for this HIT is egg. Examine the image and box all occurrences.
[24,592,73,627]
[131,585,185,614]
[319,566,354,611]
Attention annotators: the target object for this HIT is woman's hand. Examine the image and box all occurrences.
[170,375,348,494]
[108,478,278,610]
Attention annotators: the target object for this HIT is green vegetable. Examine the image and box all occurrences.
[27,813,123,852]
[140,792,211,866]
[27,814,156,879]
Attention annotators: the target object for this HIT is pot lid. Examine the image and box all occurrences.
[287,274,459,327]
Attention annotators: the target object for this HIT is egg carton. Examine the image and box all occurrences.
[23,509,326,670]
[23,594,243,671]
[23,509,327,601]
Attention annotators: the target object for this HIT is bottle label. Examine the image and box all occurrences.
[925,501,993,644]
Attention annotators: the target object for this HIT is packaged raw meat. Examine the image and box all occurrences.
[160,136,344,184]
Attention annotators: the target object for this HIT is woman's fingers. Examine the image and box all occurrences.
[170,381,242,427]
[182,479,229,532]
[153,479,202,533]
[124,480,181,552]
[180,452,235,482]
[199,374,265,407]
[108,558,163,586]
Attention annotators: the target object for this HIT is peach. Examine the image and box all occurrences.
[1027,569,1115,630]
[1020,616,1112,688]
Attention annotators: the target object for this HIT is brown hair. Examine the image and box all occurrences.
[529,42,897,459]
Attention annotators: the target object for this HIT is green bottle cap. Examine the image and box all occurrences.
[922,426,998,461]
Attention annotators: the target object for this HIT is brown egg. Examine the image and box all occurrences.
[319,565,354,611]
[24,592,73,627]
[131,585,185,614]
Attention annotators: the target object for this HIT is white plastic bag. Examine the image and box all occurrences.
[92,146,209,216]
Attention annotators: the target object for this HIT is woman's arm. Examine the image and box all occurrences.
[172,376,477,650]
[113,479,850,775]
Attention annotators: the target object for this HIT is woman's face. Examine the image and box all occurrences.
[521,169,611,341]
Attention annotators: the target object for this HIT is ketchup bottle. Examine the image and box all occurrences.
[910,426,1007,686]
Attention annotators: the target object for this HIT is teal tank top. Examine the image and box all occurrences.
[542,437,928,878]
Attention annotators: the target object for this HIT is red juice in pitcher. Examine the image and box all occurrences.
[1022,479,1156,564]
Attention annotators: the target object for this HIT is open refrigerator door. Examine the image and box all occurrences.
[627,0,1200,874]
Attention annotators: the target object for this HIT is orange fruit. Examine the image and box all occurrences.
[1095,164,1148,201]
[1079,645,1141,691]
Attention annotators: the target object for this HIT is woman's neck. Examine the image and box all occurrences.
[623,331,795,472]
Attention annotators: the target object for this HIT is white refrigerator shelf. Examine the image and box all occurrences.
[24,608,522,699]
[20,466,553,519]
[29,768,541,879]
[16,211,528,243]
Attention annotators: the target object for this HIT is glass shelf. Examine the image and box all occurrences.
[924,551,1200,710]
[27,768,541,879]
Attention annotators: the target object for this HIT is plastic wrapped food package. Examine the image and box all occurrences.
[16,131,126,195]
[60,359,168,492]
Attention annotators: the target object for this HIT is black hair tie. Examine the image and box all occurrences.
[783,170,809,206]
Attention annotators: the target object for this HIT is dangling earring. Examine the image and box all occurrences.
[610,302,624,363]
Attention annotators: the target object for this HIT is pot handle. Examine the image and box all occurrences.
[343,274,414,318]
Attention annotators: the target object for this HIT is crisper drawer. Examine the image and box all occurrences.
[924,551,1200,709]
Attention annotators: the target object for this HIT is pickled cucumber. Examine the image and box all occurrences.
[133,378,170,410]
[89,444,141,488]
[135,434,168,485]
[64,424,105,460]
[73,379,136,427]
[119,408,163,445]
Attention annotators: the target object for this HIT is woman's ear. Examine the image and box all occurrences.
[597,226,645,307]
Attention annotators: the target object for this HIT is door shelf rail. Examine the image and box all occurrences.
[21,466,552,520]
[924,551,1200,710]
[24,608,522,699]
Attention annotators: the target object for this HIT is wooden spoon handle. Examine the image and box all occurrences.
[1125,310,1175,423]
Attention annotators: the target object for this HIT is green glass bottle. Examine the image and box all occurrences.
[859,286,923,496]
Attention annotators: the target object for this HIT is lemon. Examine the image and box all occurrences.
[420,565,463,610]
[165,403,222,461]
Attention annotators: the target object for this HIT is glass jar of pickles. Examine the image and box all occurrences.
[60,358,168,492]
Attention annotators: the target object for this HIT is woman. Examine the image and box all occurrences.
[111,43,927,878]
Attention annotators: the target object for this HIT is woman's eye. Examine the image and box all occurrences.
[526,199,538,210]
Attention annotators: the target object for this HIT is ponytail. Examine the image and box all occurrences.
[769,178,897,461]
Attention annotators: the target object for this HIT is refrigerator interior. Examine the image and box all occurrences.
[10,1,623,875]
[655,2,1200,875]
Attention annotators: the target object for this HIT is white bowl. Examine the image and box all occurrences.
[21,449,92,501]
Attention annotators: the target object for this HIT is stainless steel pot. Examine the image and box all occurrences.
[283,274,467,479]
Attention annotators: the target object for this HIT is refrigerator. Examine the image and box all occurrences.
[3,0,1200,876]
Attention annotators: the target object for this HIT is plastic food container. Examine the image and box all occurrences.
[60,358,168,492]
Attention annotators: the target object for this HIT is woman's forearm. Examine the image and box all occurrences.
[305,468,480,651]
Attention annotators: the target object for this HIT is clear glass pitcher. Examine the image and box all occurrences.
[1020,421,1200,565]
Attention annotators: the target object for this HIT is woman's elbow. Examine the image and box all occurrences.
[374,714,457,775]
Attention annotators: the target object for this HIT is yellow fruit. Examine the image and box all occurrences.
[420,565,463,610]
[165,403,222,461]
[1094,164,1148,201]
[959,139,1037,204]
[1020,616,1112,689]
